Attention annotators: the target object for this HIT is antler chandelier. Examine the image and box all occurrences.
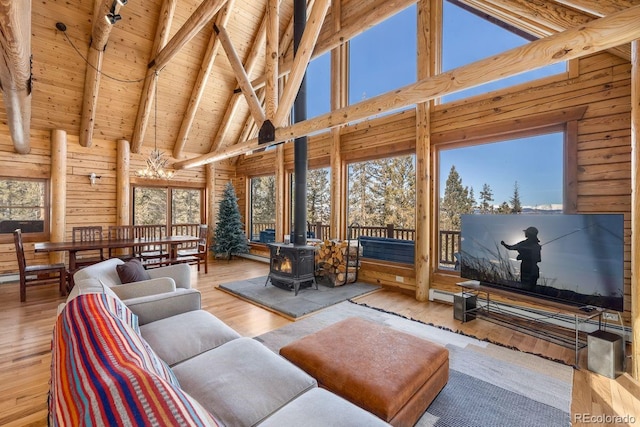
[136,72,174,179]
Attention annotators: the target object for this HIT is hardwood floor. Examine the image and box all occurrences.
[0,258,638,426]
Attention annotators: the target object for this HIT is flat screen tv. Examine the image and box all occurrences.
[460,214,624,312]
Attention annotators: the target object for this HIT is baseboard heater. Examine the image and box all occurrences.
[238,253,269,263]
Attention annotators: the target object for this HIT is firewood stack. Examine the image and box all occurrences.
[314,239,359,286]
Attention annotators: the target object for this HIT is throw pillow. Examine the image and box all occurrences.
[116,258,150,284]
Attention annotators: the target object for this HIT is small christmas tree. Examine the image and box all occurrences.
[213,182,249,260]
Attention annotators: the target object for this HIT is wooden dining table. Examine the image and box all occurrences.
[34,235,201,271]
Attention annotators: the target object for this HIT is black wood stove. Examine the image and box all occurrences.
[264,0,316,297]
[265,243,317,295]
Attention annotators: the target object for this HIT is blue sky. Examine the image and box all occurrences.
[439,134,564,207]
[305,1,566,207]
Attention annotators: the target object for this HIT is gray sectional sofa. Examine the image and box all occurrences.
[50,259,390,426]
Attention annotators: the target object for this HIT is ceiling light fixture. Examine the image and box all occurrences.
[105,0,124,25]
[136,72,175,180]
[105,12,122,25]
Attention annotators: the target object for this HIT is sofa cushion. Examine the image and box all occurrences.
[258,388,392,427]
[116,258,151,283]
[74,257,125,286]
[50,293,219,426]
[140,310,241,366]
[172,337,317,427]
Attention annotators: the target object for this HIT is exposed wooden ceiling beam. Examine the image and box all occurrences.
[148,0,228,72]
[461,0,630,60]
[0,0,31,154]
[173,0,235,159]
[209,19,266,152]
[273,0,331,127]
[552,0,639,17]
[248,0,413,92]
[79,0,127,147]
[174,4,640,169]
[209,3,280,153]
[215,24,266,126]
[264,0,279,122]
[130,0,177,154]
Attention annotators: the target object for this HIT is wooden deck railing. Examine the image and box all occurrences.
[347,224,415,240]
[250,221,460,268]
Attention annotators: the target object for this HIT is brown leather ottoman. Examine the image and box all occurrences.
[279,317,449,427]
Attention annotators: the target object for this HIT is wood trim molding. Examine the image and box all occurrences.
[431,105,588,147]
[564,120,579,214]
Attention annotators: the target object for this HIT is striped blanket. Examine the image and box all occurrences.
[50,293,219,426]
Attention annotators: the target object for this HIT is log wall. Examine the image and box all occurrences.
[236,50,633,322]
[0,129,214,275]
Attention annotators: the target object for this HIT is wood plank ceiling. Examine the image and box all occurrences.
[0,0,638,164]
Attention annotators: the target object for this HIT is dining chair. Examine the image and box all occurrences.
[107,225,135,259]
[13,229,68,302]
[133,224,169,265]
[176,224,209,273]
[71,226,105,267]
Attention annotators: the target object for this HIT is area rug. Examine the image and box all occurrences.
[218,276,380,319]
[255,301,573,427]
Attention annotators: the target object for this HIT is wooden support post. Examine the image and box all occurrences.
[631,39,640,380]
[206,163,216,245]
[329,0,346,240]
[275,145,285,242]
[116,139,130,226]
[50,130,67,264]
[415,0,439,302]
[386,224,395,239]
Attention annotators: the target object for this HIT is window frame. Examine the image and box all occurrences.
[0,177,50,244]
[432,108,583,274]
[346,153,417,241]
[131,183,205,229]
[248,174,277,242]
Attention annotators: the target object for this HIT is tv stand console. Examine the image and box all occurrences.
[456,280,605,365]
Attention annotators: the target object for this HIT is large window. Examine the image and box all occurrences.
[250,175,275,242]
[307,53,331,120]
[0,178,48,241]
[442,0,566,102]
[437,132,563,269]
[347,155,416,239]
[291,167,331,240]
[133,186,203,227]
[349,5,416,115]
[172,189,202,224]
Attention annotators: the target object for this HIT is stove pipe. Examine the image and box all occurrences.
[292,0,308,246]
